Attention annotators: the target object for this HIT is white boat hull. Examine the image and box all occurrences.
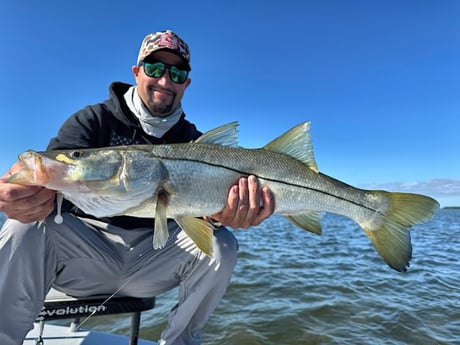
[24,323,157,345]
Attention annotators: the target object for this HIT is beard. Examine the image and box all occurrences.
[152,99,174,115]
[148,87,177,117]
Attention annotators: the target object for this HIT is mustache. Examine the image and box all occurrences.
[150,85,176,96]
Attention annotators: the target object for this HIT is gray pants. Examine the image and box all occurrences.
[0,213,238,345]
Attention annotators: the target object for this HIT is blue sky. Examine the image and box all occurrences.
[0,0,458,207]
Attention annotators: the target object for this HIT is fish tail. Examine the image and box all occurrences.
[361,192,439,272]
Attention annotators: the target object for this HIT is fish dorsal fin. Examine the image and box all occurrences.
[194,122,239,147]
[264,122,318,173]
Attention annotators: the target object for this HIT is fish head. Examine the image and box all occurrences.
[8,148,123,191]
[7,150,54,186]
[40,148,124,191]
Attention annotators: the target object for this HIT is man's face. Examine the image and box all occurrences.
[132,50,191,117]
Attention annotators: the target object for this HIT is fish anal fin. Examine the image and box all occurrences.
[263,122,319,173]
[175,216,214,256]
[286,212,322,235]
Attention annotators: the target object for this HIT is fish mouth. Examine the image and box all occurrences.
[15,151,50,185]
[14,151,70,186]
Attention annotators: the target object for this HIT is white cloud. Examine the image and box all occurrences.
[360,179,460,197]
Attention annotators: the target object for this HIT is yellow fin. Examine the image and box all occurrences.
[153,193,169,250]
[361,192,439,272]
[263,122,318,172]
[175,216,214,256]
[194,122,239,147]
[286,212,323,235]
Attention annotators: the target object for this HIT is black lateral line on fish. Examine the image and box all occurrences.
[158,156,385,216]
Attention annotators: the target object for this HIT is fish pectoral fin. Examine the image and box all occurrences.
[86,176,124,192]
[286,212,323,235]
[175,216,214,256]
[153,194,169,250]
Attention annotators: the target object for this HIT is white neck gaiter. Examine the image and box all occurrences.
[124,86,182,138]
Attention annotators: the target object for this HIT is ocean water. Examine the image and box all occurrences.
[1,209,459,344]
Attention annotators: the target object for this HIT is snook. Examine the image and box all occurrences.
[8,122,439,272]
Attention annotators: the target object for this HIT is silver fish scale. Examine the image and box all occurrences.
[149,143,385,222]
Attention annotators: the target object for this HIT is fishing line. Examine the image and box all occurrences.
[76,258,139,329]
[75,228,157,328]
[36,259,141,344]
[76,282,127,329]
[49,194,163,330]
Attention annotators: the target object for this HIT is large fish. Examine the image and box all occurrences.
[8,122,439,272]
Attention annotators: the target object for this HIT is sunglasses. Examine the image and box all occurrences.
[139,61,189,84]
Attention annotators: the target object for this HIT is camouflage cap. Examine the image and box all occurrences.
[137,30,191,70]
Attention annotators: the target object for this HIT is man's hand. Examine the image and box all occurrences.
[0,163,56,223]
[211,175,275,229]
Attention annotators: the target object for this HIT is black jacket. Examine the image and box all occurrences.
[47,82,202,228]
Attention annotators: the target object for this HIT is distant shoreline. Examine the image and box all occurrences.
[443,206,460,210]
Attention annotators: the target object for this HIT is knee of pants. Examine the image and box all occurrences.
[0,219,45,247]
[212,227,238,269]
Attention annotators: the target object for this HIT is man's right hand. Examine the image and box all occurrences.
[0,163,56,223]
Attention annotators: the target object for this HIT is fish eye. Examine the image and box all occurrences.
[70,150,83,159]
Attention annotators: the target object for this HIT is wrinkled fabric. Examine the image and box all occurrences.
[0,213,237,345]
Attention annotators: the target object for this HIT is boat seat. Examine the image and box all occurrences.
[35,288,156,345]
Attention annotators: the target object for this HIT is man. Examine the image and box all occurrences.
[0,30,274,345]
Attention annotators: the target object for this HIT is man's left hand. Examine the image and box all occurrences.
[211,175,275,229]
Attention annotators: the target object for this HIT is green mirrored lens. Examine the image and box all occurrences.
[169,66,188,84]
[142,61,188,84]
[144,62,165,78]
